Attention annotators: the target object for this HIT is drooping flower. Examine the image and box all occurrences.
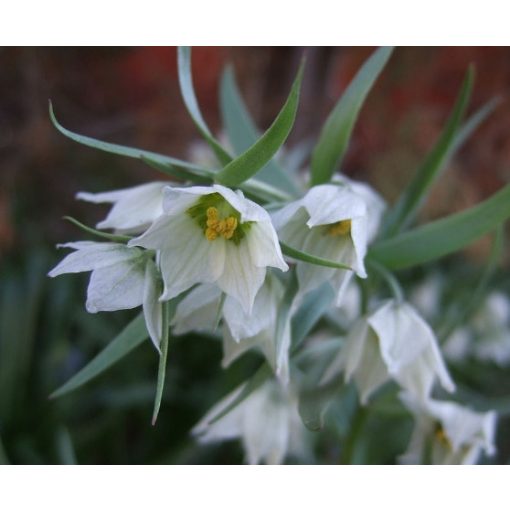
[400,393,497,465]
[48,241,163,351]
[172,274,291,383]
[322,299,455,403]
[193,379,308,464]
[128,185,288,314]
[443,291,510,365]
[272,180,385,306]
[77,181,167,234]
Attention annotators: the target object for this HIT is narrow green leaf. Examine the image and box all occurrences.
[384,67,474,236]
[438,226,504,343]
[49,101,210,175]
[369,182,510,270]
[291,283,335,352]
[152,301,170,425]
[50,313,148,399]
[207,363,271,425]
[275,270,298,367]
[178,47,232,165]
[215,61,305,187]
[310,47,393,186]
[280,241,353,270]
[220,66,300,194]
[63,216,132,243]
[140,155,214,184]
[451,96,501,153]
[56,427,77,465]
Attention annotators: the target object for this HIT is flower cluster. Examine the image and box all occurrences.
[48,46,503,465]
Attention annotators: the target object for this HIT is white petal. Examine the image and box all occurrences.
[172,284,222,335]
[129,214,225,301]
[369,301,431,373]
[303,184,367,227]
[78,182,167,233]
[246,222,288,272]
[223,275,281,341]
[192,385,245,442]
[86,257,145,313]
[216,240,265,314]
[338,176,387,242]
[271,200,305,231]
[213,185,269,223]
[143,259,163,352]
[48,242,142,277]
[296,227,353,295]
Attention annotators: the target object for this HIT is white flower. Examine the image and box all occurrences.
[400,394,497,465]
[193,380,307,464]
[272,181,384,306]
[471,292,510,365]
[322,300,455,403]
[443,292,510,365]
[48,241,163,351]
[172,274,291,384]
[77,181,167,234]
[128,184,288,314]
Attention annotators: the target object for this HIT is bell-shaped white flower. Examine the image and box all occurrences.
[48,241,162,351]
[172,274,291,383]
[272,181,384,306]
[77,181,167,234]
[400,393,497,464]
[128,184,288,314]
[443,292,510,365]
[322,300,455,403]
[193,380,307,464]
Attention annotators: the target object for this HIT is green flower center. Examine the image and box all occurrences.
[187,193,252,245]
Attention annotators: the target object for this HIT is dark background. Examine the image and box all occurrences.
[1,47,510,464]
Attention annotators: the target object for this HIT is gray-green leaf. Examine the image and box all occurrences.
[50,313,148,399]
[215,61,305,187]
[178,47,232,165]
[369,182,510,270]
[220,66,300,194]
[310,47,393,186]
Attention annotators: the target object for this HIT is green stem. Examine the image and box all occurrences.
[368,260,404,303]
[342,405,368,464]
[152,301,170,425]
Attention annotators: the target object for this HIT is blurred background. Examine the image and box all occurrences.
[1,47,510,464]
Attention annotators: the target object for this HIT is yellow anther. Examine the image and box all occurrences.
[434,426,451,450]
[327,219,352,237]
[206,207,219,220]
[205,227,218,241]
[204,211,239,241]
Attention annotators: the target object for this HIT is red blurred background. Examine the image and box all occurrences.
[1,47,510,261]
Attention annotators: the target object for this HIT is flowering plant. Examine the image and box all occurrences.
[48,47,510,464]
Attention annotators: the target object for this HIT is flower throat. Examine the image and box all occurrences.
[187,193,252,245]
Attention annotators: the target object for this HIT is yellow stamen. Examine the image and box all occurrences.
[205,227,218,241]
[434,426,451,450]
[327,219,352,236]
[204,207,239,241]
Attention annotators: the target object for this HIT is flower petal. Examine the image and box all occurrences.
[78,182,167,233]
[172,284,221,335]
[129,214,226,301]
[216,240,265,314]
[246,222,288,272]
[86,257,145,313]
[48,242,142,277]
[303,184,367,227]
[143,259,163,352]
